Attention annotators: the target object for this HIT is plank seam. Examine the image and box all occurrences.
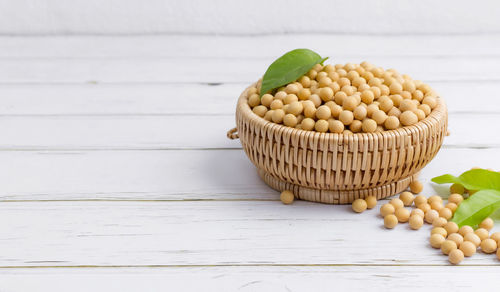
[0,144,496,151]
[0,79,499,85]
[3,31,500,37]
[0,263,498,269]
[0,111,497,117]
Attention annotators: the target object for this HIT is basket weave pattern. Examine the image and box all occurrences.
[234,85,448,204]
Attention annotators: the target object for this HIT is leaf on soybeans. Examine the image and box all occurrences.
[431,169,500,192]
[260,49,328,97]
[451,189,500,227]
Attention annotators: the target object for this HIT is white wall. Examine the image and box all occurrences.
[0,0,499,35]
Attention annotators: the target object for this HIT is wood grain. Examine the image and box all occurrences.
[0,0,498,35]
[1,35,500,58]
[0,34,498,288]
[0,57,498,84]
[0,82,500,116]
[2,266,500,291]
[0,148,498,201]
[0,200,499,267]
[0,82,498,115]
[0,113,493,150]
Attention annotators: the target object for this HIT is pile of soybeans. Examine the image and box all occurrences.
[281,177,500,265]
[350,177,499,265]
[248,62,439,134]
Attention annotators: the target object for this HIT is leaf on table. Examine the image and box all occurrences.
[431,169,500,191]
[451,189,500,227]
[260,49,328,97]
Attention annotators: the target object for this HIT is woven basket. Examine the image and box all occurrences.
[227,84,448,204]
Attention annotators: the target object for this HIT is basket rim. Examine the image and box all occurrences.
[237,82,447,140]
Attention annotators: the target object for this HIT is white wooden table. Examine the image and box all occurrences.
[1,34,500,291]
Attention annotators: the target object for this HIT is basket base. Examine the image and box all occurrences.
[258,169,419,204]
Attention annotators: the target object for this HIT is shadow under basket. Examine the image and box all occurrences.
[227,84,448,204]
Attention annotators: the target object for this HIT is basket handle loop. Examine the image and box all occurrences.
[227,127,239,140]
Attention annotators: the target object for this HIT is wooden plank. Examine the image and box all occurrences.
[0,81,498,115]
[0,0,498,35]
[0,148,498,201]
[0,83,239,116]
[0,199,499,267]
[1,35,500,58]
[1,266,499,291]
[0,57,498,84]
[0,113,494,150]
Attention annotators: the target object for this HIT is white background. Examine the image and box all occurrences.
[0,1,500,291]
[0,0,500,35]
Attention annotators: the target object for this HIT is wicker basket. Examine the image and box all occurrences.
[227,84,448,204]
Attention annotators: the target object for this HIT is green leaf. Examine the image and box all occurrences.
[451,189,500,227]
[489,208,500,221]
[431,169,500,191]
[260,49,328,97]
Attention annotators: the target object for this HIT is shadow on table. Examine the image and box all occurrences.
[201,148,277,198]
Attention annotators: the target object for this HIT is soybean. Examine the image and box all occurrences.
[352,199,368,213]
[280,190,295,204]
